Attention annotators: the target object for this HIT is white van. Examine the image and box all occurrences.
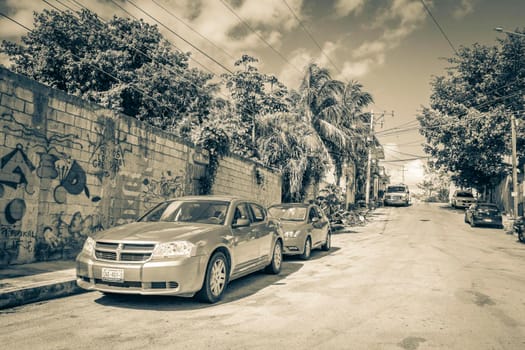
[384,184,410,206]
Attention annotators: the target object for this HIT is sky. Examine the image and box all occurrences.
[1,0,524,191]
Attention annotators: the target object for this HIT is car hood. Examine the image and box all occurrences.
[93,222,219,243]
[279,221,307,231]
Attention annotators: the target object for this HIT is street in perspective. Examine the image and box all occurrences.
[0,1,525,350]
[2,203,524,349]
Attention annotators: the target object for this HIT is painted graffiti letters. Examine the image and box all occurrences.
[88,122,131,180]
[1,225,36,263]
[0,144,35,193]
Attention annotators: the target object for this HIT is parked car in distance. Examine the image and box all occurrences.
[464,203,503,228]
[76,196,283,303]
[268,203,331,260]
[384,184,410,206]
[451,190,476,209]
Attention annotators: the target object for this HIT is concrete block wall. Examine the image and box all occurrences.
[213,155,281,207]
[0,68,281,266]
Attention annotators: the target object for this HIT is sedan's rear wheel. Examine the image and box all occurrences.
[196,252,228,303]
[265,240,282,274]
[300,237,312,260]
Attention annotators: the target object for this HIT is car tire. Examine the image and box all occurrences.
[196,251,228,303]
[519,231,525,243]
[470,220,476,228]
[321,232,331,251]
[265,240,283,274]
[300,237,312,260]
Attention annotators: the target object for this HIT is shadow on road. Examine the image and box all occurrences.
[284,246,341,262]
[94,260,304,310]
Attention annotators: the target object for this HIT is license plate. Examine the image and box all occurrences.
[483,218,493,222]
[102,268,124,282]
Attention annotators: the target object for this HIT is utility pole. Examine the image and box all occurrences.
[364,111,375,207]
[511,113,519,218]
[364,110,394,207]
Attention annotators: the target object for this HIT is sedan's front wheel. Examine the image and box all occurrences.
[265,240,282,274]
[321,232,331,251]
[196,252,228,303]
[300,237,312,260]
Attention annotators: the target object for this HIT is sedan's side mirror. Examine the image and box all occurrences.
[232,218,250,228]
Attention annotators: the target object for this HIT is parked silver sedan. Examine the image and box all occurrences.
[76,196,283,303]
[268,203,331,260]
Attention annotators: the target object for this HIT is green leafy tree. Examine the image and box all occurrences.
[418,31,525,193]
[1,8,215,131]
[220,55,290,156]
[417,164,450,202]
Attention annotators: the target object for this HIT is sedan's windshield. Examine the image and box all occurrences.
[477,204,499,210]
[456,192,474,197]
[139,200,229,225]
[387,186,407,193]
[268,207,307,221]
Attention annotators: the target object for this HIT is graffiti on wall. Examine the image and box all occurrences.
[0,112,103,263]
[88,122,131,181]
[112,169,185,225]
[1,225,36,264]
[141,170,185,206]
[0,143,35,195]
[35,211,105,260]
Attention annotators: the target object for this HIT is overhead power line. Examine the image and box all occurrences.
[218,0,302,74]
[57,1,221,100]
[151,0,235,61]
[125,0,233,74]
[1,9,195,127]
[103,0,217,75]
[419,0,458,55]
[282,0,341,74]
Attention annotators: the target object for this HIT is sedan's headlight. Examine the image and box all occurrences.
[284,230,301,238]
[81,237,95,255]
[152,241,196,258]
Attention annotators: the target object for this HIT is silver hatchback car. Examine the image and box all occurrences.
[76,196,283,303]
[268,203,331,260]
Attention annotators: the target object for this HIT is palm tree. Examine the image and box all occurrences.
[257,112,327,202]
[299,64,374,185]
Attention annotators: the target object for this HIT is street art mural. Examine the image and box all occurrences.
[35,211,105,260]
[141,170,185,205]
[88,121,131,181]
[112,169,186,226]
[0,112,102,264]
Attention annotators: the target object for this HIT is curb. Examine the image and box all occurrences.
[0,270,86,310]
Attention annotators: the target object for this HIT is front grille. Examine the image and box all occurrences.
[121,253,151,261]
[95,251,117,260]
[95,279,142,288]
[94,241,156,262]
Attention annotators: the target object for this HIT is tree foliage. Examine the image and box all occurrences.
[1,8,379,203]
[221,54,288,156]
[299,64,373,185]
[418,30,525,192]
[1,8,215,131]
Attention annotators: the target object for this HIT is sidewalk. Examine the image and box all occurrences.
[0,260,85,309]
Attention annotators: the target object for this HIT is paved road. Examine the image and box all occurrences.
[1,203,524,350]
